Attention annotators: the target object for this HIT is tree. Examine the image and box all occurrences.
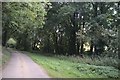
[2,2,47,51]
[2,2,119,58]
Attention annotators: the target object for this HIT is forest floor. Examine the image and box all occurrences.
[2,51,50,78]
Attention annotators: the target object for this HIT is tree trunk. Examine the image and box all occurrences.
[47,35,50,53]
[80,39,84,57]
[93,2,98,17]
[80,21,85,57]
[90,2,98,56]
[76,41,80,55]
[53,32,58,54]
[2,29,7,46]
[69,28,76,55]
[90,40,94,55]
[59,33,63,55]
[68,15,77,55]
[100,3,105,14]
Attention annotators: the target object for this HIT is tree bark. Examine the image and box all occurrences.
[76,41,80,55]
[68,16,77,55]
[53,32,58,54]
[80,21,85,57]
[68,29,76,55]
[90,40,94,55]
[80,39,84,57]
[2,29,7,46]
[90,2,98,56]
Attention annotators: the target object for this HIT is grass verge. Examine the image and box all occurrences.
[0,46,2,67]
[27,52,120,78]
[1,47,11,68]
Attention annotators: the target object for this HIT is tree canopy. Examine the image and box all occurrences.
[2,2,119,58]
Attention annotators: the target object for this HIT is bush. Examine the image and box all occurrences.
[6,38,16,48]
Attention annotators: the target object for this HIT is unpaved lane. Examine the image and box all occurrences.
[2,51,50,78]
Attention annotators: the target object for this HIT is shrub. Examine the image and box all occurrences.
[6,38,16,48]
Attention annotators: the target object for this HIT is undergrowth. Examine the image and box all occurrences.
[28,52,120,78]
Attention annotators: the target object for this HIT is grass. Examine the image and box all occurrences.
[1,47,11,67]
[27,52,120,78]
[0,45,2,76]
[54,55,119,70]
[0,46,2,66]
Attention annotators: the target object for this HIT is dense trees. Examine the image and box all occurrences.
[2,2,47,50]
[42,2,119,58]
[2,2,119,58]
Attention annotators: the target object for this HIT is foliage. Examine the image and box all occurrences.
[2,2,119,57]
[39,2,119,57]
[2,2,48,50]
[6,38,16,48]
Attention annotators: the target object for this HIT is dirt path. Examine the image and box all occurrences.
[2,51,50,78]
